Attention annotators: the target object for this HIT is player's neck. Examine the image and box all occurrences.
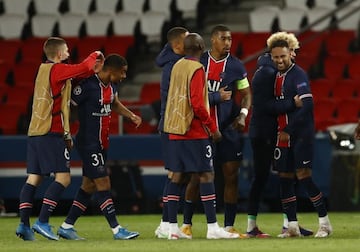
[209,50,226,61]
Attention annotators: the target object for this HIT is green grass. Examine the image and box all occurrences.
[1,213,360,252]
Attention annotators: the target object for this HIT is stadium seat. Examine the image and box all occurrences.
[313,97,337,131]
[121,0,145,15]
[324,30,355,57]
[335,1,360,30]
[139,11,167,43]
[112,12,139,36]
[310,78,335,101]
[0,104,24,135]
[85,14,112,36]
[284,0,309,10]
[278,7,306,32]
[31,14,58,38]
[248,6,279,32]
[334,98,360,124]
[19,37,45,63]
[347,54,360,80]
[230,32,245,56]
[33,0,62,15]
[322,57,347,80]
[2,0,31,16]
[148,0,172,19]
[12,61,40,85]
[175,0,199,19]
[58,15,85,37]
[66,0,92,15]
[0,15,27,39]
[94,0,119,15]
[239,32,270,59]
[306,7,334,31]
[314,0,337,9]
[76,37,106,62]
[139,82,160,104]
[4,87,33,113]
[0,40,22,64]
[331,79,360,100]
[103,36,135,56]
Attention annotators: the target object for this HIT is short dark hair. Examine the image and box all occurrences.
[184,33,204,55]
[43,37,66,58]
[268,39,289,51]
[167,26,188,42]
[211,24,230,36]
[103,54,127,70]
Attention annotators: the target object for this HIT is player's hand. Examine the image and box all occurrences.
[355,121,360,140]
[219,86,232,101]
[278,131,290,142]
[93,51,105,73]
[211,129,222,143]
[232,114,246,132]
[130,114,142,128]
[64,138,73,151]
[294,95,303,107]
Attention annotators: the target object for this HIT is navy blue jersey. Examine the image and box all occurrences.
[275,64,315,139]
[155,43,183,131]
[200,51,248,130]
[71,75,116,150]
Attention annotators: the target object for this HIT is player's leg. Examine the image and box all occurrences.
[275,147,301,238]
[180,173,199,238]
[58,176,96,240]
[16,174,42,241]
[294,140,332,238]
[32,135,71,240]
[246,137,274,238]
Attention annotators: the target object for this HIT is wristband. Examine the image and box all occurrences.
[240,108,249,117]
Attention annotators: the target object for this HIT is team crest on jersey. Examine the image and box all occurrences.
[73,86,82,95]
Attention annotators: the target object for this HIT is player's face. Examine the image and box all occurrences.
[110,65,128,83]
[271,46,292,73]
[59,44,70,61]
[176,32,189,55]
[212,31,232,56]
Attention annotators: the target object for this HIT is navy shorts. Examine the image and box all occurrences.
[160,131,170,169]
[27,134,70,175]
[274,138,313,172]
[214,126,244,164]
[167,139,214,173]
[77,147,108,179]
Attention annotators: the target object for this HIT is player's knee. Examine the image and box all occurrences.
[55,173,71,187]
[199,171,214,183]
[170,172,183,184]
[296,168,312,180]
[26,174,43,186]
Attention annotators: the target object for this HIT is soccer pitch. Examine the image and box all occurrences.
[1,213,360,252]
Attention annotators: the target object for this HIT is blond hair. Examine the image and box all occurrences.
[266,31,300,51]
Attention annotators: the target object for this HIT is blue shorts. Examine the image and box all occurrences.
[77,147,108,179]
[27,134,70,175]
[274,138,313,172]
[160,131,170,169]
[167,139,214,173]
[214,126,244,164]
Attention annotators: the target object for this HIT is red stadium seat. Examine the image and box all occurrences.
[139,82,160,104]
[20,38,46,63]
[310,78,335,101]
[347,54,360,80]
[0,40,22,64]
[330,79,359,100]
[313,97,337,131]
[239,32,270,59]
[324,30,355,57]
[103,36,135,56]
[334,98,360,124]
[76,36,106,62]
[0,104,24,134]
[12,62,40,85]
[322,57,347,80]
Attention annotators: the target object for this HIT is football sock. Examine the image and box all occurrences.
[224,203,237,227]
[167,182,181,223]
[280,177,297,222]
[247,215,257,232]
[161,178,170,222]
[299,177,327,217]
[183,200,194,225]
[19,183,36,227]
[95,190,118,228]
[200,182,217,224]
[39,181,65,223]
[283,213,289,228]
[64,188,91,225]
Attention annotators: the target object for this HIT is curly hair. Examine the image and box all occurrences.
[266,31,300,51]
